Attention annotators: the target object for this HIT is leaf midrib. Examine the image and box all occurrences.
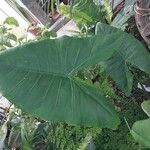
[72,78,115,117]
[3,61,115,119]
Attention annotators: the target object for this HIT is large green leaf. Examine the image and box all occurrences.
[131,101,150,148]
[141,100,150,117]
[0,35,123,129]
[96,22,150,94]
[131,119,150,148]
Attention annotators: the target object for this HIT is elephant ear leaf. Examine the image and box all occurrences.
[131,101,150,148]
[95,22,150,95]
[0,35,122,129]
[131,118,150,148]
[141,100,150,117]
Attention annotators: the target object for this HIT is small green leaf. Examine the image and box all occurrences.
[131,119,150,148]
[7,33,17,42]
[141,100,150,117]
[0,27,6,34]
[0,45,6,51]
[0,36,12,47]
[103,0,113,24]
[42,30,57,38]
[18,37,25,43]
[4,17,19,27]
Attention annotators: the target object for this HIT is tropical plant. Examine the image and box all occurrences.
[131,100,150,148]
[1,105,100,150]
[96,22,150,94]
[0,1,150,149]
[58,0,105,32]
[0,17,19,51]
[58,0,136,33]
[0,22,149,130]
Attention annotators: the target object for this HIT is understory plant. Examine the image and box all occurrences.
[0,22,149,129]
[1,106,100,149]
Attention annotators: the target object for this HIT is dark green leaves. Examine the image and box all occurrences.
[96,22,150,94]
[0,35,122,129]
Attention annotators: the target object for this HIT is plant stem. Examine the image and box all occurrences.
[51,0,54,16]
[47,0,50,14]
[124,117,131,131]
